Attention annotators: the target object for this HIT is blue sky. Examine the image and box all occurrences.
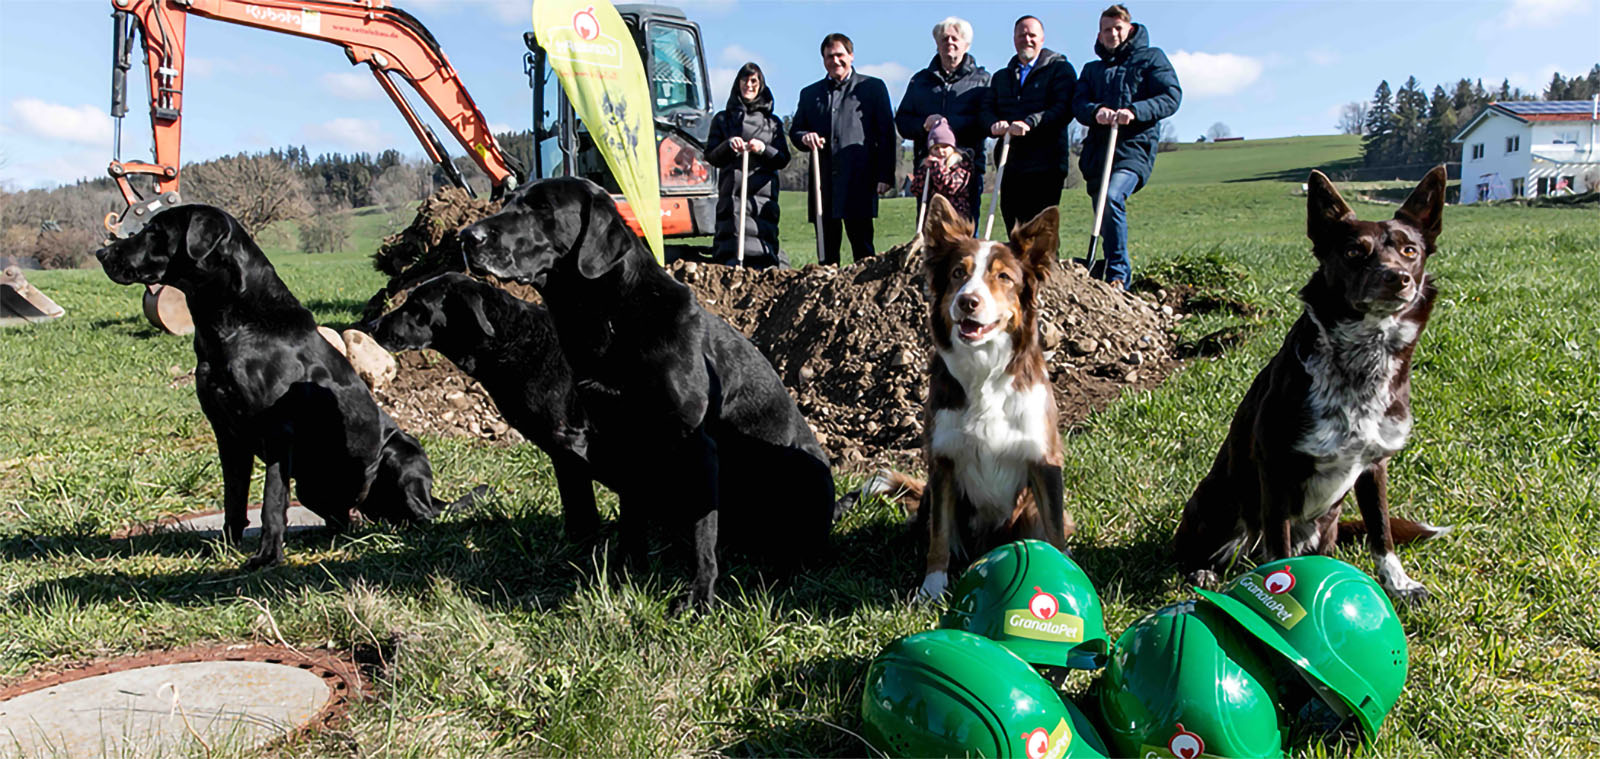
[1,0,1596,189]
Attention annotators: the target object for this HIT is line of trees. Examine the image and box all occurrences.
[0,131,537,269]
[1342,65,1599,170]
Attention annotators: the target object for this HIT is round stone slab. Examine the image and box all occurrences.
[113,503,334,540]
[0,648,361,758]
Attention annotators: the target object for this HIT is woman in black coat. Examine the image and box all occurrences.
[706,62,791,268]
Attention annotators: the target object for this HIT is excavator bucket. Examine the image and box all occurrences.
[0,266,66,326]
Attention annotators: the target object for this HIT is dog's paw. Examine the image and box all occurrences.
[916,572,949,603]
[242,550,283,571]
[1187,569,1222,589]
[1377,553,1430,605]
[1388,584,1431,606]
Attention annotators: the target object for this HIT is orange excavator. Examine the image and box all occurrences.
[107,0,523,331]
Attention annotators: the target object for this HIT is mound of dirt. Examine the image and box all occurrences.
[360,188,504,324]
[373,350,524,446]
[670,247,1178,468]
[364,189,1182,470]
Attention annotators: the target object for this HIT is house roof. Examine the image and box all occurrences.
[1451,100,1599,142]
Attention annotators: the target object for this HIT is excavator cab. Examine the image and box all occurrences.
[524,4,718,239]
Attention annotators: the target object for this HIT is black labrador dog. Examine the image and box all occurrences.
[365,273,603,539]
[459,177,838,609]
[97,204,476,568]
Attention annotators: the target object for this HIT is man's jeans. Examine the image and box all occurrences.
[1095,168,1139,288]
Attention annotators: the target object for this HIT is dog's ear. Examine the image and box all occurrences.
[183,206,232,263]
[1011,205,1059,277]
[575,182,635,279]
[1306,170,1355,241]
[923,194,971,249]
[1395,165,1446,245]
[462,287,497,339]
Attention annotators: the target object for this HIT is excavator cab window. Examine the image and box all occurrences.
[645,22,707,115]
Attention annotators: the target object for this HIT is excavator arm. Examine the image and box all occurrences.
[106,0,520,237]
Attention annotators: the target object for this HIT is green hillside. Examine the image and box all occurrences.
[1148,134,1364,185]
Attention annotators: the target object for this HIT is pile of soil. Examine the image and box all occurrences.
[373,351,524,446]
[364,189,1183,470]
[670,249,1179,467]
[360,187,504,324]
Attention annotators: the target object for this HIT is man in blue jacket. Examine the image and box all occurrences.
[1070,4,1181,289]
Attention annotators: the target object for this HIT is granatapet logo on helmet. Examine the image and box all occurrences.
[1005,588,1084,643]
[1019,717,1073,759]
[1235,573,1308,629]
[1263,565,1296,594]
[543,6,623,69]
[1028,586,1058,619]
[1138,723,1216,759]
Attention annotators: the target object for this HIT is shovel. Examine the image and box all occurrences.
[737,148,750,267]
[981,132,1012,240]
[1082,121,1120,274]
[912,162,933,246]
[810,142,827,265]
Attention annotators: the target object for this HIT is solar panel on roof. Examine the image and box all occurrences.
[1501,101,1594,114]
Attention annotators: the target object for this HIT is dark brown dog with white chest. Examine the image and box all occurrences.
[870,195,1072,600]
[1176,167,1451,603]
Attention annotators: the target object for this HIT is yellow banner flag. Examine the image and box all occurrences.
[533,1,664,262]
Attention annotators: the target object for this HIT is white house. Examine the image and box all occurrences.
[1451,97,1599,203]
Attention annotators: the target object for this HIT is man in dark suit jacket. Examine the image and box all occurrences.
[982,15,1076,233]
[790,33,896,265]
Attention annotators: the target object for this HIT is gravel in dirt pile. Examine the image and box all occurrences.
[364,189,1183,471]
[670,244,1180,468]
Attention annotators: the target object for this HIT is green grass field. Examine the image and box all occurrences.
[3,136,1599,757]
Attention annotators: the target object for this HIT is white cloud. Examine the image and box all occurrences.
[322,72,382,100]
[858,62,912,99]
[301,118,388,152]
[0,147,112,189]
[1507,64,1564,96]
[1497,0,1587,27]
[7,99,111,146]
[719,44,766,68]
[710,67,738,100]
[1167,51,1263,97]
[489,122,514,136]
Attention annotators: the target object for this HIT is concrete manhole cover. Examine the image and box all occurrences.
[112,503,342,541]
[0,646,363,758]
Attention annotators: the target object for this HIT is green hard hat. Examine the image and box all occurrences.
[861,629,1111,759]
[1096,600,1285,759]
[1194,556,1407,743]
[939,540,1110,670]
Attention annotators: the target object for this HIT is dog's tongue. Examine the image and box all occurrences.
[959,319,990,340]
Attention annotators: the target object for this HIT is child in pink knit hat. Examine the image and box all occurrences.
[911,117,975,222]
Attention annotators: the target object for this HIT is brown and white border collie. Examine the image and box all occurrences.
[1175,167,1451,603]
[870,195,1072,600]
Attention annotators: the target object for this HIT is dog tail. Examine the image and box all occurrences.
[834,468,926,519]
[437,484,494,517]
[1338,516,1451,546]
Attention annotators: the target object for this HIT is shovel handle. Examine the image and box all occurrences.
[982,132,1012,241]
[915,163,933,237]
[1085,122,1121,268]
[737,149,749,267]
[811,146,826,264]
